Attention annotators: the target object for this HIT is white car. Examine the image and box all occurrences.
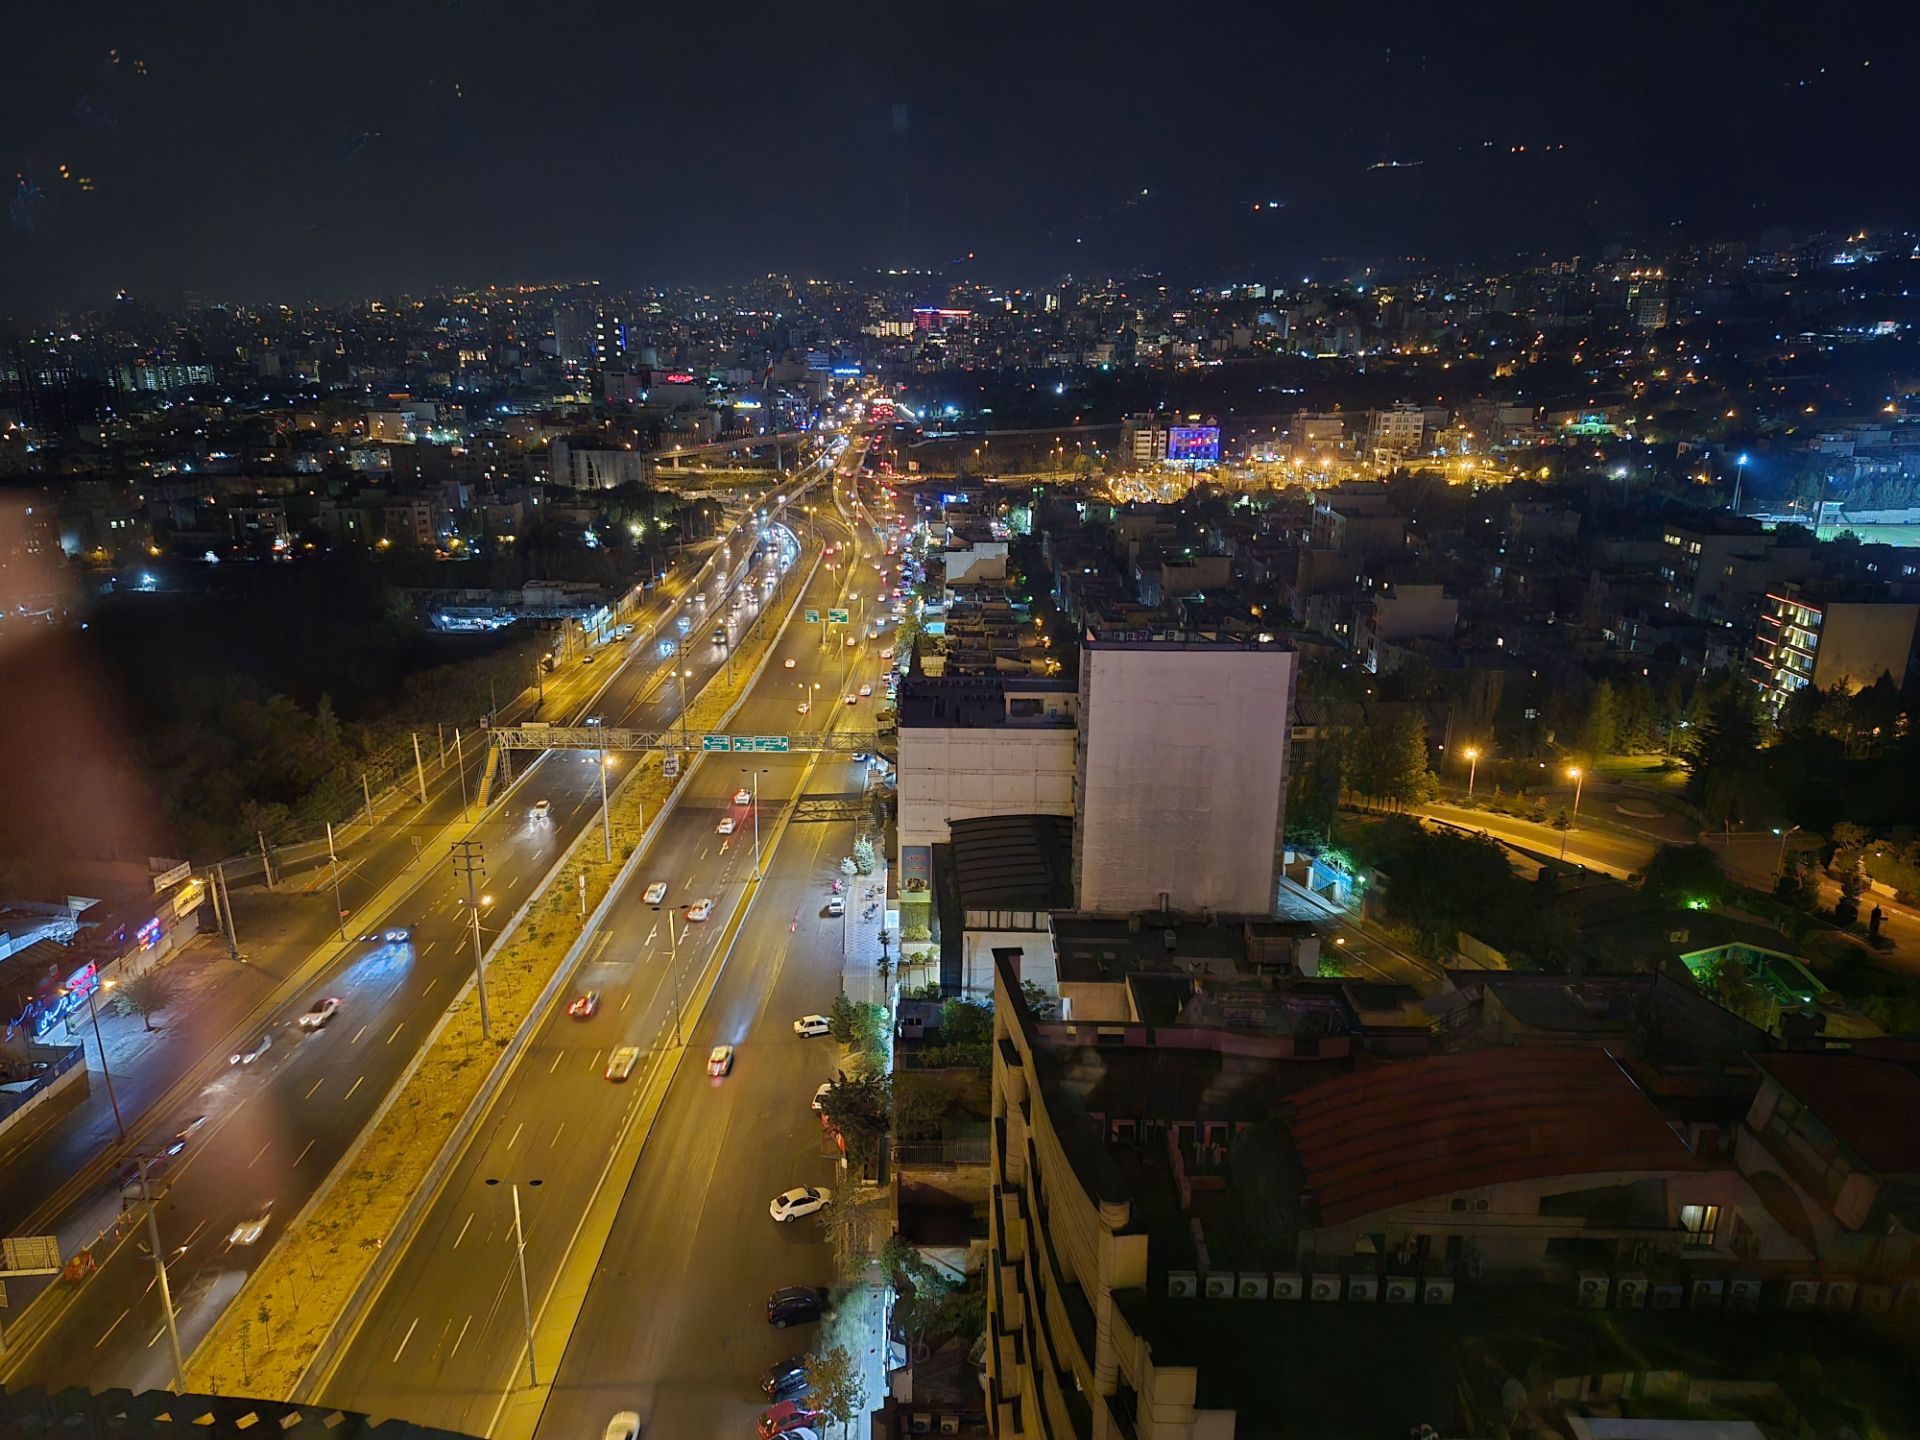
[708,1044,735,1077]
[784,657,797,669]
[227,1206,273,1246]
[299,997,342,1030]
[605,1046,641,1082]
[230,1032,273,1066]
[687,898,714,922]
[604,1414,641,1440]
[797,701,811,715]
[733,788,753,806]
[717,817,737,835]
[643,882,669,905]
[792,1014,831,1038]
[812,1081,833,1111]
[529,799,552,822]
[769,1186,831,1223]
[858,684,872,697]
[825,898,845,917]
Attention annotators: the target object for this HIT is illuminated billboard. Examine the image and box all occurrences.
[1167,425,1221,464]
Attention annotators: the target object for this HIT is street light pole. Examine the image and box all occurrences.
[654,905,684,1045]
[451,840,492,1041]
[325,822,347,940]
[1465,747,1479,799]
[744,767,764,880]
[598,744,613,863]
[484,1178,541,1387]
[1774,824,1802,876]
[131,1155,187,1392]
[81,980,125,1143]
[1560,767,1585,861]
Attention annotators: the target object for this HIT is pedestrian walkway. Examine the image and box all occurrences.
[838,862,893,1008]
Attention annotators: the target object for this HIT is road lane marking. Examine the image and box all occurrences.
[345,1075,365,1101]
[96,1307,130,1348]
[423,978,438,997]
[645,925,659,945]
[450,1313,473,1357]
[295,1138,315,1168]
[247,1140,270,1169]
[304,1078,325,1099]
[423,939,438,956]
[549,1050,564,1074]
[148,1323,166,1348]
[549,1120,566,1148]
[352,1025,368,1044]
[387,1022,404,1044]
[183,1219,207,1247]
[507,1121,523,1151]
[590,1049,602,1071]
[454,1212,474,1249]
[392,1316,419,1363]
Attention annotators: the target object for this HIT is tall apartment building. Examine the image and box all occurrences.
[1073,626,1294,917]
[1121,411,1169,466]
[1369,401,1427,458]
[1750,586,1920,712]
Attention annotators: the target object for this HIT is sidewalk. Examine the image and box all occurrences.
[839,863,894,1008]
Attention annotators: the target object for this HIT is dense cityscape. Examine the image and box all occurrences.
[5,10,1920,1440]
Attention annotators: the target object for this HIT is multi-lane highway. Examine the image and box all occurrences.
[0,456,841,1396]
[312,459,903,1437]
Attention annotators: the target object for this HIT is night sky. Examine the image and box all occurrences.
[4,2,1918,311]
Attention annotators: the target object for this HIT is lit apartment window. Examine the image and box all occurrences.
[1679,1203,1720,1247]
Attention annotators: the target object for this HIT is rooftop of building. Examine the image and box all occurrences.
[941,814,1076,913]
[1081,621,1293,651]
[894,673,1076,728]
[1751,1052,1920,1175]
[1052,914,1318,987]
[1285,1047,1703,1227]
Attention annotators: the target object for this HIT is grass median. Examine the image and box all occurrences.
[187,543,821,1399]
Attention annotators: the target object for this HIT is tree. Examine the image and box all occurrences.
[1641,844,1729,907]
[827,993,862,1045]
[1019,980,1058,1021]
[1371,822,1522,960]
[111,970,176,1032]
[892,1075,953,1141]
[805,1343,867,1438]
[820,1070,891,1168]
[1835,862,1866,928]
[1584,680,1619,758]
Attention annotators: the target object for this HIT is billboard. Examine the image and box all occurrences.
[1167,425,1221,464]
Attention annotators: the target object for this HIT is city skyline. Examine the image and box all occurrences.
[6,3,1920,311]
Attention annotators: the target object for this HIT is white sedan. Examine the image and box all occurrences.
[643,882,669,905]
[227,1205,274,1246]
[299,997,342,1030]
[717,817,737,835]
[858,684,872,697]
[792,1014,831,1038]
[687,898,714,922]
[784,657,797,669]
[769,1186,832,1223]
[708,1044,735,1077]
[733,788,753,806]
[796,701,811,715]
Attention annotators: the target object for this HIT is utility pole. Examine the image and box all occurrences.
[484,1178,542,1386]
[597,741,613,862]
[258,832,276,891]
[451,839,492,1040]
[79,979,125,1143]
[455,728,470,819]
[325,822,348,940]
[130,1155,188,1393]
[438,723,446,768]
[743,767,765,880]
[362,772,375,830]
[213,863,241,961]
[412,733,429,804]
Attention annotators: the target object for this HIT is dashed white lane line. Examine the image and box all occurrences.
[423,978,438,997]
[247,1140,271,1169]
[450,1313,473,1358]
[392,1316,420,1364]
[96,1306,130,1348]
[453,1212,474,1249]
[507,1121,524,1151]
[620,991,632,1012]
[345,1075,366,1101]
[304,1077,325,1099]
[387,1022,404,1044]
[295,1138,316,1167]
[423,940,438,956]
[548,1050,564,1075]
[352,1025,368,1044]
[549,1120,566,1149]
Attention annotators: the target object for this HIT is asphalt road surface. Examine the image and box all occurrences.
[0,477,824,1395]
[316,468,892,1436]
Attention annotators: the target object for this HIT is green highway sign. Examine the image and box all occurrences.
[701,735,733,752]
[828,608,850,624]
[804,608,820,624]
[754,736,792,753]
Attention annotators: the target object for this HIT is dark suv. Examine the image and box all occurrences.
[766,1285,828,1329]
[762,1354,810,1399]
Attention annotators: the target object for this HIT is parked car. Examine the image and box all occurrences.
[568,991,600,1019]
[762,1354,810,1398]
[792,1014,830,1038]
[687,898,714,922]
[605,1046,641,1082]
[769,1186,831,1223]
[767,1285,829,1328]
[812,1081,832,1111]
[643,882,669,905]
[759,1401,824,1439]
[298,997,342,1030]
[707,1044,734,1077]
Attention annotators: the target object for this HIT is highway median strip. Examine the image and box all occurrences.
[182,526,824,1401]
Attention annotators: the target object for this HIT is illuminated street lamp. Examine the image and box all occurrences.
[1464,746,1480,799]
[67,976,124,1143]
[1560,766,1585,860]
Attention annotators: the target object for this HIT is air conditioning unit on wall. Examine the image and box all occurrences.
[1823,1279,1857,1312]
[1271,1272,1303,1301]
[1166,1270,1197,1299]
[1858,1284,1892,1315]
[1576,1273,1610,1309]
[1726,1277,1762,1312]
[1309,1274,1341,1302]
[1613,1274,1649,1310]
[1202,1272,1233,1300]
[1784,1278,1820,1310]
[1347,1275,1379,1303]
[1236,1272,1269,1300]
[1383,1277,1417,1305]
[1689,1277,1724,1310]
[1422,1278,1455,1305]
[1650,1283,1684,1311]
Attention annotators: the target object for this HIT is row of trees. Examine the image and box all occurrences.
[1287,711,1437,847]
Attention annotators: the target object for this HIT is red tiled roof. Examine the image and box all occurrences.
[1287,1048,1699,1226]
[1754,1053,1920,1175]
